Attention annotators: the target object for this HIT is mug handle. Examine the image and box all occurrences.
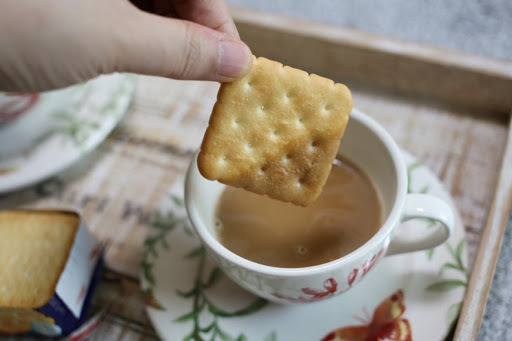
[386,193,455,256]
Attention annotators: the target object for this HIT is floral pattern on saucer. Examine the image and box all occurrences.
[140,151,467,341]
[0,73,135,193]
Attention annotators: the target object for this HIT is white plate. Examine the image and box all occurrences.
[0,73,135,194]
[140,151,468,341]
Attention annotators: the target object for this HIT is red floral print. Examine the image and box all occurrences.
[273,278,338,303]
[271,248,386,303]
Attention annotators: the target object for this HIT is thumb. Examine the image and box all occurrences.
[116,11,253,82]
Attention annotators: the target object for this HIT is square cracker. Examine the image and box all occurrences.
[198,56,352,206]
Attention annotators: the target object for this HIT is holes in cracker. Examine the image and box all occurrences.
[259,164,269,175]
[304,140,320,153]
[282,153,293,164]
[307,143,317,153]
[283,92,292,103]
[324,103,333,112]
[298,177,309,188]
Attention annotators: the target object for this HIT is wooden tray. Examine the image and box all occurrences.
[4,7,511,340]
[231,7,512,339]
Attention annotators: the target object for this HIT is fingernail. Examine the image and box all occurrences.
[218,39,252,79]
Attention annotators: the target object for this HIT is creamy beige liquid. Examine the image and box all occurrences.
[215,157,382,268]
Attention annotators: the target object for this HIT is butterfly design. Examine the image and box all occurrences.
[321,289,412,341]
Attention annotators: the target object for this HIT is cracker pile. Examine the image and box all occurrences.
[198,56,352,206]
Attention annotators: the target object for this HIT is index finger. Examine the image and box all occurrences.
[172,0,240,39]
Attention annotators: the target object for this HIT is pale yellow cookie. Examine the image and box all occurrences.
[198,56,352,206]
[0,210,79,308]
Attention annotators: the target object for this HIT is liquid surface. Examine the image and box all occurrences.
[216,157,382,268]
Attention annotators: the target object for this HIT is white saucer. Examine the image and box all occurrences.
[0,73,135,194]
[140,151,467,341]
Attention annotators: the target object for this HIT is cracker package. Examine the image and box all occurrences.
[0,210,103,337]
[198,56,352,206]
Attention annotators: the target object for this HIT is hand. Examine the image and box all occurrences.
[0,0,253,92]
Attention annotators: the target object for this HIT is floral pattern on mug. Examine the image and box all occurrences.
[273,278,338,303]
[272,247,387,303]
[348,247,386,286]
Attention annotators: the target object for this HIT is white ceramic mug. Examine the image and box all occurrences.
[185,108,454,304]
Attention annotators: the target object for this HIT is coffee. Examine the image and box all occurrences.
[215,156,382,268]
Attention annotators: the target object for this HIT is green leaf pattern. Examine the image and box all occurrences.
[407,160,468,329]
[426,279,467,292]
[141,189,274,340]
[425,239,468,328]
[35,74,135,149]
[175,242,269,341]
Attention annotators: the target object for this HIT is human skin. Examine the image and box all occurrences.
[0,0,253,92]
